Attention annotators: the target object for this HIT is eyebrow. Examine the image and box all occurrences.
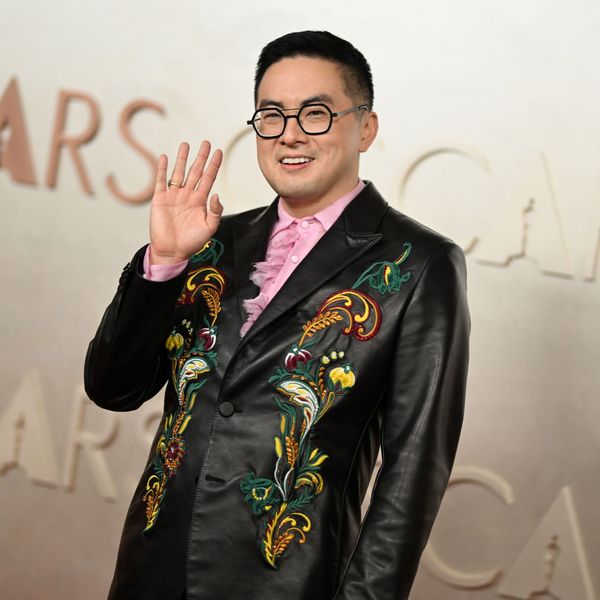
[257,94,335,109]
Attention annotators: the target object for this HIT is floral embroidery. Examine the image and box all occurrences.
[353,242,412,294]
[241,245,413,567]
[143,240,225,531]
[241,289,380,568]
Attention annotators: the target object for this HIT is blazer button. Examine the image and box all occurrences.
[218,401,235,417]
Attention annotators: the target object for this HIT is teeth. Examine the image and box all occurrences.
[281,157,312,164]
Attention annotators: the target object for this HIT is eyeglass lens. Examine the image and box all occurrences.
[254,104,332,137]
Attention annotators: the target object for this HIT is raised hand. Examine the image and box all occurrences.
[149,141,223,265]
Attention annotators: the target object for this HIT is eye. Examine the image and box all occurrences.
[260,109,283,123]
[303,107,329,121]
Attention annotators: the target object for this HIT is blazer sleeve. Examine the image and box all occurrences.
[334,242,470,600]
[84,246,187,412]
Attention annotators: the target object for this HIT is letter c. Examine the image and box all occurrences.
[421,465,515,589]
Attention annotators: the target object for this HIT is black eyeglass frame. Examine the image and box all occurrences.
[246,103,369,139]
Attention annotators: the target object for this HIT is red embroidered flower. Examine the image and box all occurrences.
[284,345,312,371]
[197,327,217,350]
[164,437,186,474]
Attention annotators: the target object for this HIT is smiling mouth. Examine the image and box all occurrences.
[280,157,313,165]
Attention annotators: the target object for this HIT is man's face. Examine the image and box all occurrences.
[254,56,377,211]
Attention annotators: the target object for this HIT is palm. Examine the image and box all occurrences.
[149,141,223,264]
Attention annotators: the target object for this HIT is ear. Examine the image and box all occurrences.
[359,111,379,153]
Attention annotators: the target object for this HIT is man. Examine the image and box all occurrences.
[85,31,470,600]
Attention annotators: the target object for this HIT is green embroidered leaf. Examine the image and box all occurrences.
[301,337,320,350]
[268,368,289,384]
[189,238,224,265]
[352,242,413,294]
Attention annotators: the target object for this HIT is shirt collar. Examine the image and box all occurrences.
[272,179,366,237]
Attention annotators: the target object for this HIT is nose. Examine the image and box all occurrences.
[279,115,307,145]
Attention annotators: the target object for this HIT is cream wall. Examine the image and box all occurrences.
[1,1,599,598]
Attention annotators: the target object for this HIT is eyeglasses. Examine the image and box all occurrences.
[247,103,368,139]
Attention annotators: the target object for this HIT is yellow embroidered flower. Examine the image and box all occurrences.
[165,332,184,354]
[329,365,355,389]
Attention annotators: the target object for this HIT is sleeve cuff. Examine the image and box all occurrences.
[143,245,188,282]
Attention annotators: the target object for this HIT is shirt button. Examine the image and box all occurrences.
[290,255,299,264]
[218,401,235,417]
[300,220,309,229]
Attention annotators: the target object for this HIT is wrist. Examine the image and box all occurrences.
[149,245,189,266]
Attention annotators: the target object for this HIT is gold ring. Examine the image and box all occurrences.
[168,179,183,188]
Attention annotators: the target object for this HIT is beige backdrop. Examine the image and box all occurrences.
[1,1,599,598]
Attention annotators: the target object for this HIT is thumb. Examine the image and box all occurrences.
[206,193,223,233]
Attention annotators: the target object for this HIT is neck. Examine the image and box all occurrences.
[279,179,361,218]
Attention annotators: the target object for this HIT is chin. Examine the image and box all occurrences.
[279,191,320,205]
[271,179,320,201]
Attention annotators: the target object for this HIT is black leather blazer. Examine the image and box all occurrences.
[85,182,470,600]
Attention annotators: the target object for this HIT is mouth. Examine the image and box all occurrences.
[279,156,314,167]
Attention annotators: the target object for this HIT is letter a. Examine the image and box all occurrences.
[0,370,60,485]
[0,77,37,184]
[497,487,597,599]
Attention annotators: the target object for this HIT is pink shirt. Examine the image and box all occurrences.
[143,180,366,336]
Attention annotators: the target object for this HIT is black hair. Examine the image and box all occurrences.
[254,31,374,109]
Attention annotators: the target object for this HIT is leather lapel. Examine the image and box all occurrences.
[238,182,388,346]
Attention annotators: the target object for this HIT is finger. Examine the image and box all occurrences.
[195,149,223,199]
[154,154,167,195]
[170,142,190,187]
[206,193,223,233]
[185,140,211,189]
